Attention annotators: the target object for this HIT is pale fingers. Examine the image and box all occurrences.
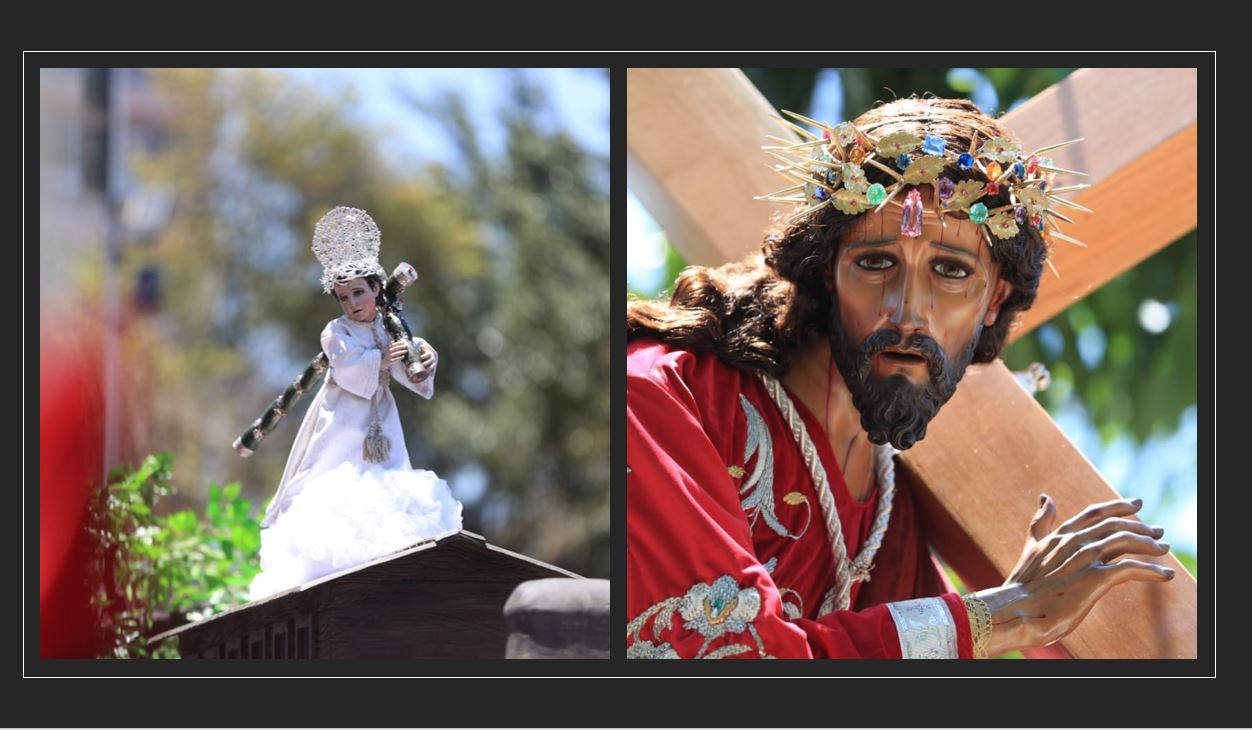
[1061,531,1169,574]
[1099,558,1175,584]
[1039,518,1163,574]
[1057,498,1143,534]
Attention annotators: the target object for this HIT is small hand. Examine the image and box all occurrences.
[416,343,437,371]
[381,340,407,371]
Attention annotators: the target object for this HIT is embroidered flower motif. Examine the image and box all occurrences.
[680,575,762,638]
[727,465,746,479]
[628,574,772,659]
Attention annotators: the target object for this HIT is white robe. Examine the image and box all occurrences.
[249,314,462,600]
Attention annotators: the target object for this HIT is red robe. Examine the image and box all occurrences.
[627,339,973,659]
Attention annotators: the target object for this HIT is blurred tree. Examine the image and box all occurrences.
[127,68,608,582]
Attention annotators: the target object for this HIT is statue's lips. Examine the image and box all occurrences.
[878,350,927,365]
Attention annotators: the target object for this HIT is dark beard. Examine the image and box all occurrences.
[828,297,980,450]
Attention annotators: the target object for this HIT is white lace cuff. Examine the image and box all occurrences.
[886,597,958,659]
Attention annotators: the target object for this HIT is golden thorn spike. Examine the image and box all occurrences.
[787,199,831,224]
[986,204,1015,215]
[1045,258,1061,279]
[755,183,805,199]
[1036,164,1087,177]
[1031,138,1084,156]
[981,224,995,249]
[1047,195,1094,214]
[774,116,819,141]
[1047,184,1092,194]
[864,158,903,181]
[1044,208,1075,225]
[1048,230,1088,248]
[873,183,904,214]
[780,109,829,133]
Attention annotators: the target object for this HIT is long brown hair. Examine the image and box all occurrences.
[627,97,1047,377]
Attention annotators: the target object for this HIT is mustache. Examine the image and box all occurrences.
[851,329,948,385]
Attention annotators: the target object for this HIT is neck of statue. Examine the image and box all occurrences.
[780,335,878,503]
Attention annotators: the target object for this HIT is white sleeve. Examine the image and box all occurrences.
[321,320,381,399]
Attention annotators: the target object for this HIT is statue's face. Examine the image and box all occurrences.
[829,186,1010,449]
[333,277,380,322]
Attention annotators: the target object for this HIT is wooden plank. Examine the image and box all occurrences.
[627,68,791,266]
[898,361,1197,658]
[998,68,1197,338]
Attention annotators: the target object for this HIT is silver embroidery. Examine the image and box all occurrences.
[628,574,772,659]
[886,597,959,659]
[739,395,811,539]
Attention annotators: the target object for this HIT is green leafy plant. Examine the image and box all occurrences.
[87,453,262,658]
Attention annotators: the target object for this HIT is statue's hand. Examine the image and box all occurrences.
[416,342,437,371]
[975,495,1174,657]
[382,340,407,371]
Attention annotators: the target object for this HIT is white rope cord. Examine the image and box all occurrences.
[759,374,897,616]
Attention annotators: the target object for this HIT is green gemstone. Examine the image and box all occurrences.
[867,183,886,205]
[970,202,989,224]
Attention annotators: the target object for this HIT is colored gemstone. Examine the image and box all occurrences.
[938,177,955,201]
[850,146,865,163]
[867,183,887,205]
[986,182,999,195]
[901,188,923,237]
[1027,154,1039,174]
[896,154,912,171]
[1034,215,1045,231]
[1039,181,1049,192]
[822,129,831,139]
[923,135,945,155]
[1040,157,1054,169]
[957,153,974,170]
[1014,206,1027,225]
[814,187,828,201]
[969,202,989,224]
[1013,162,1026,178]
[986,161,1002,180]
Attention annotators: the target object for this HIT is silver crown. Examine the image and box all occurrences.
[311,206,386,293]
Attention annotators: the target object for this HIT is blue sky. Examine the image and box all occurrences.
[272,67,608,168]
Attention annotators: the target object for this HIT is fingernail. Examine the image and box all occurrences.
[1039,494,1048,508]
[1152,526,1165,536]
[1132,497,1143,507]
[1164,568,1175,578]
[1159,542,1170,552]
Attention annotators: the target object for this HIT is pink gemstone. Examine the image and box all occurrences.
[901,188,923,238]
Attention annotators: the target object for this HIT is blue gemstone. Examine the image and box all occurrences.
[814,188,827,201]
[1039,181,1049,192]
[957,153,974,170]
[896,154,912,171]
[923,135,945,155]
[1014,207,1027,225]
[1013,162,1026,178]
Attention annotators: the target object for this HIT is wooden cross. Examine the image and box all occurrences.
[628,67,1198,659]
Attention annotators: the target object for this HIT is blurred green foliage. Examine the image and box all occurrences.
[87,453,261,658]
